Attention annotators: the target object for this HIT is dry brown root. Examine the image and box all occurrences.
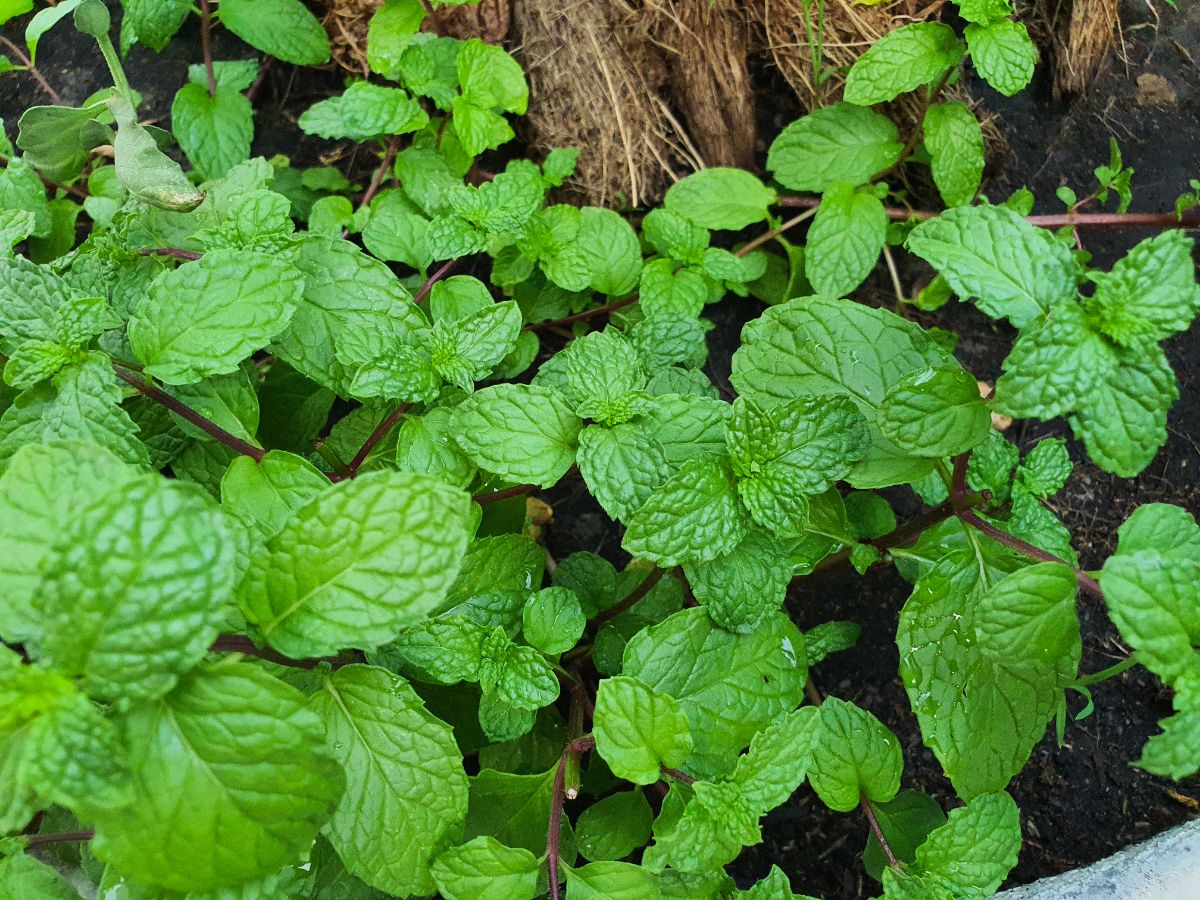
[320,0,380,77]
[640,0,757,169]
[1049,0,1121,99]
[426,0,511,42]
[510,0,701,207]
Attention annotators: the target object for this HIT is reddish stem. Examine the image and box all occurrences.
[413,258,459,304]
[23,830,93,849]
[113,366,268,463]
[472,482,538,505]
[209,634,360,669]
[525,296,639,333]
[861,795,901,869]
[332,403,411,481]
[958,509,1104,599]
[547,750,568,900]
[198,0,217,97]
[0,36,61,104]
[356,137,400,213]
[593,566,667,627]
[139,247,203,261]
[659,766,695,786]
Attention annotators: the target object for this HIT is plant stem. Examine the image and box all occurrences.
[356,137,400,213]
[738,207,819,257]
[139,247,204,261]
[0,36,61,104]
[199,0,217,97]
[23,830,94,849]
[659,766,695,786]
[524,296,639,333]
[95,32,136,111]
[957,509,1105,600]
[331,403,411,482]
[245,58,272,104]
[777,195,1200,230]
[413,258,459,305]
[1077,655,1138,687]
[209,634,360,669]
[113,365,268,463]
[861,794,901,869]
[593,566,667,627]
[873,67,954,183]
[472,482,539,505]
[547,750,568,900]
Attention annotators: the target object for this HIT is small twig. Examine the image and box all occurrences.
[331,403,411,481]
[861,794,902,869]
[23,830,94,849]
[413,258,459,305]
[0,36,61,104]
[209,634,361,669]
[659,766,696,786]
[738,207,819,257]
[356,137,400,213]
[950,452,970,506]
[593,566,667,627]
[113,365,268,463]
[245,58,272,104]
[524,296,639,333]
[881,244,906,307]
[198,0,217,98]
[472,482,539,505]
[138,247,203,261]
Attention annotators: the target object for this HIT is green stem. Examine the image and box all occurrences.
[1077,655,1138,687]
[95,32,136,110]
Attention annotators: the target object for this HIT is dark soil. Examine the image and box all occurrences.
[3,2,1197,897]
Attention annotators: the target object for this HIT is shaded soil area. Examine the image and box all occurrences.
[2,2,1197,897]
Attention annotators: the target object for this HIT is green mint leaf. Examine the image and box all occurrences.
[640,259,708,319]
[429,274,492,322]
[463,767,563,856]
[732,297,949,488]
[16,99,110,183]
[477,626,559,711]
[129,250,303,385]
[1100,503,1200,685]
[684,530,792,634]
[394,614,488,684]
[593,675,693,784]
[576,790,654,863]
[905,205,1076,328]
[902,791,1021,895]
[167,368,260,447]
[1138,683,1200,778]
[898,550,1075,798]
[994,302,1117,418]
[119,0,191,52]
[0,846,79,899]
[730,706,821,812]
[640,394,728,468]
[844,23,963,106]
[522,586,585,655]
[3,339,78,389]
[1068,343,1177,477]
[957,0,1013,24]
[1086,230,1200,347]
[1016,437,1071,497]
[844,491,895,540]
[878,365,990,457]
[362,190,432,269]
[0,157,52,237]
[23,690,132,815]
[966,429,1019,502]
[923,101,984,207]
[641,208,709,264]
[217,0,331,65]
[451,383,580,487]
[0,353,149,469]
[90,664,342,893]
[0,209,35,254]
[240,470,472,657]
[768,104,903,192]
[808,697,902,811]
[574,206,642,296]
[862,790,947,881]
[805,182,887,297]
[220,450,329,539]
[365,0,426,81]
[0,441,141,643]
[578,423,671,522]
[451,97,514,156]
[629,315,711,370]
[562,860,659,899]
[0,248,81,344]
[272,237,421,397]
[171,81,253,180]
[430,299,522,391]
[622,609,807,776]
[110,96,205,213]
[310,665,467,896]
[457,38,527,113]
[396,407,478,488]
[965,20,1037,96]
[622,455,748,566]
[975,562,1081,667]
[432,836,540,900]
[803,621,862,666]
[562,328,647,422]
[664,168,776,231]
[300,82,427,141]
[1004,491,1077,564]
[738,865,817,899]
[727,396,867,536]
[37,474,242,702]
[446,533,547,608]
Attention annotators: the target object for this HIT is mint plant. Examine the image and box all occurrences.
[0,1,1198,898]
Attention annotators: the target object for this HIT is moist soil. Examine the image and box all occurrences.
[3,2,1197,897]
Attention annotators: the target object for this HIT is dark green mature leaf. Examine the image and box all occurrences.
[923,102,984,207]
[37,473,242,702]
[664,168,775,230]
[310,665,467,895]
[808,698,902,811]
[906,205,1076,328]
[240,470,472,657]
[862,791,946,881]
[172,80,253,180]
[218,0,331,65]
[623,609,807,776]
[562,860,660,898]
[129,250,303,384]
[768,103,903,193]
[965,20,1037,96]
[576,791,654,862]
[844,23,963,105]
[90,664,343,893]
[878,365,990,457]
[300,83,427,141]
[432,836,540,900]
[120,0,191,52]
